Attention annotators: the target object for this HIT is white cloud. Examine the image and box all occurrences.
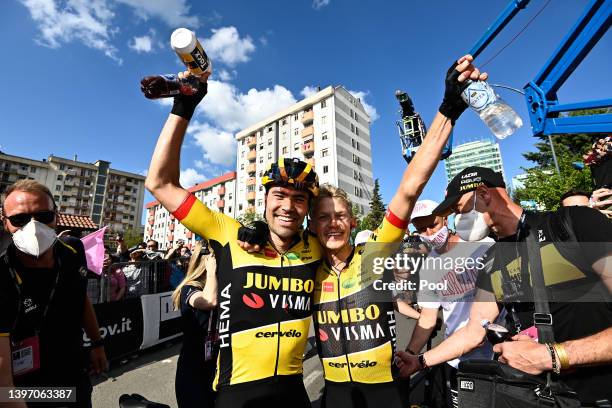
[300,86,318,98]
[128,34,152,53]
[349,89,379,121]
[180,168,206,187]
[194,160,205,169]
[115,0,199,27]
[203,26,255,67]
[217,69,234,81]
[189,122,237,167]
[21,0,122,63]
[198,79,297,132]
[312,0,330,10]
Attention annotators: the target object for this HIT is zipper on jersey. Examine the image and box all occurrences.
[336,272,353,382]
[273,254,284,377]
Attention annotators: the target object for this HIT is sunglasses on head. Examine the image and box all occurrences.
[6,211,56,228]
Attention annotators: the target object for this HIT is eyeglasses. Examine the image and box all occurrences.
[6,211,56,228]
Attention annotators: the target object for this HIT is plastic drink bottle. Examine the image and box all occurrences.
[171,28,212,75]
[140,74,200,99]
[461,80,522,139]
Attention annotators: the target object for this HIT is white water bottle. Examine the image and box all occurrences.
[461,80,522,139]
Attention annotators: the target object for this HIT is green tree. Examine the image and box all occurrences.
[350,205,364,242]
[514,109,605,210]
[236,208,263,225]
[360,179,386,231]
[121,227,144,248]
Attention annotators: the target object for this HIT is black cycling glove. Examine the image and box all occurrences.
[237,220,269,248]
[438,62,470,125]
[171,81,208,121]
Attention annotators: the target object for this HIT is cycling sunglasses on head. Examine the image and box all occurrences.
[6,211,56,228]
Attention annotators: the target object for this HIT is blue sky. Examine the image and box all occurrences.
[1,0,610,216]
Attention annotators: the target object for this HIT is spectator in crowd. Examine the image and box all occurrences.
[0,180,106,407]
[103,248,126,302]
[123,249,146,298]
[560,190,591,207]
[180,245,191,258]
[172,240,218,408]
[114,233,130,263]
[405,199,496,408]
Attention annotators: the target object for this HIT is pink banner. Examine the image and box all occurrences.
[81,227,107,275]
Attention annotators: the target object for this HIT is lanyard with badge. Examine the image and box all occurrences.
[7,256,62,376]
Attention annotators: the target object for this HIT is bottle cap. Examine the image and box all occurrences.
[171,28,197,54]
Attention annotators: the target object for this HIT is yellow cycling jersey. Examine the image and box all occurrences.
[313,210,407,384]
[173,194,322,389]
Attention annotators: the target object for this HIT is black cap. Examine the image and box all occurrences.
[433,166,506,216]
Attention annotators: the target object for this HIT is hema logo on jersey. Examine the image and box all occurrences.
[459,380,475,392]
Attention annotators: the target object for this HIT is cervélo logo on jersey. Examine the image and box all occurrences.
[327,360,377,369]
[255,329,302,338]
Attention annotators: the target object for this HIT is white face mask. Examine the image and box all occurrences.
[454,194,490,242]
[419,225,449,250]
[12,219,57,258]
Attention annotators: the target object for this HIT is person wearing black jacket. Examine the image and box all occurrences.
[395,166,612,405]
[171,240,218,408]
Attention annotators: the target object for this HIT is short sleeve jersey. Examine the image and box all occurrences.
[173,194,322,390]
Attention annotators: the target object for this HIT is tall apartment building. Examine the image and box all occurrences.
[0,152,145,232]
[234,86,374,218]
[144,172,237,250]
[444,140,506,183]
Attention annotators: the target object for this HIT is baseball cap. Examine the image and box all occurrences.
[410,200,440,222]
[432,166,505,216]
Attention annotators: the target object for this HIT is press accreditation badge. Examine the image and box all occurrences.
[11,335,41,376]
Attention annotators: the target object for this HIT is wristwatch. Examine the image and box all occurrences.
[91,338,105,348]
[418,353,428,369]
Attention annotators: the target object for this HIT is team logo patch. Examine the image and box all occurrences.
[342,277,358,289]
[242,292,265,309]
[286,252,299,261]
[264,249,278,258]
[459,380,475,392]
[318,328,329,342]
[323,282,335,292]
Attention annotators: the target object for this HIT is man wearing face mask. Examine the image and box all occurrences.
[0,180,103,407]
[396,167,612,405]
[404,199,495,408]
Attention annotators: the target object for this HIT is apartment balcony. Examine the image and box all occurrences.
[247,136,257,148]
[217,186,226,196]
[246,191,256,202]
[169,223,175,231]
[247,150,257,162]
[217,199,225,208]
[301,126,314,139]
[167,233,174,242]
[186,231,193,239]
[246,177,256,187]
[301,110,314,125]
[301,141,315,156]
[247,163,257,175]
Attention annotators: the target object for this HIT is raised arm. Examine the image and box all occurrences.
[387,55,488,221]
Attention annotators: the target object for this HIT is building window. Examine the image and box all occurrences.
[356,141,360,150]
[257,199,263,206]
[228,193,232,200]
[350,109,354,118]
[322,116,327,125]
[55,185,61,191]
[321,100,326,108]
[322,132,328,140]
[57,175,63,181]
[321,148,329,157]
[282,146,288,154]
[240,164,244,170]
[267,126,273,132]
[354,186,359,196]
[355,113,358,122]
[294,114,298,121]
[351,138,355,148]
[352,154,360,165]
[351,124,355,133]
[355,127,360,136]
[294,129,298,136]
[323,165,329,174]
[259,157,264,163]
[30,167,36,173]
[267,152,272,159]
[353,170,358,179]
[282,119,287,125]
[259,143,264,150]
[268,138,272,146]
[294,143,299,151]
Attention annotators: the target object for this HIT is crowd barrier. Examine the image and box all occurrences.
[83,258,189,361]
